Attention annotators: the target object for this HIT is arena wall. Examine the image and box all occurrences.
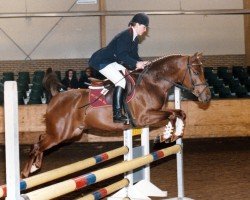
[0,99,249,144]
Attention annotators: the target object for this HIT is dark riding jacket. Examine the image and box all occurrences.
[89,28,141,71]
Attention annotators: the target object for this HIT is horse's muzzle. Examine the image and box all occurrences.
[198,88,211,103]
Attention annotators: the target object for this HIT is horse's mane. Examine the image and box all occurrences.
[147,54,183,66]
[136,54,183,85]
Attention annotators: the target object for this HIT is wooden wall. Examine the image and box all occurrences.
[0,99,249,144]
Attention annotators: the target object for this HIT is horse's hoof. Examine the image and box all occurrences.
[174,118,184,136]
[153,136,160,143]
[21,171,28,179]
[164,138,171,144]
[30,164,39,173]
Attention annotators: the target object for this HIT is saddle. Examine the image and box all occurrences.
[88,73,135,108]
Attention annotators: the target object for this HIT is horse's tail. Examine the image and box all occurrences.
[42,72,64,100]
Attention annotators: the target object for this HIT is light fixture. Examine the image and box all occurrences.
[77,0,97,4]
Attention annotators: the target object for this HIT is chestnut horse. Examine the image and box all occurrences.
[21,52,211,177]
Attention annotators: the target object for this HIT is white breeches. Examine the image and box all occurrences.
[99,62,126,89]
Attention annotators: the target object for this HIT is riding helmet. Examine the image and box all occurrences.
[129,13,149,27]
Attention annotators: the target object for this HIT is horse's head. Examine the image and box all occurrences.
[180,52,211,103]
[138,53,211,103]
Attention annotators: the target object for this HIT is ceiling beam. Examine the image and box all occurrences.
[0,9,250,18]
[99,0,106,48]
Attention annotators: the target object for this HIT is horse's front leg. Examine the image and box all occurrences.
[151,109,186,143]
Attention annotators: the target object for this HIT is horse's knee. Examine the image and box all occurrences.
[168,109,186,121]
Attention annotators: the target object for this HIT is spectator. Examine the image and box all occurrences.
[79,67,93,89]
[62,69,79,90]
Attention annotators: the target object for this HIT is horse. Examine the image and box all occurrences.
[21,52,211,178]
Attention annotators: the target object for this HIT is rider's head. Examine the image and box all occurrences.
[129,13,149,27]
[128,13,149,36]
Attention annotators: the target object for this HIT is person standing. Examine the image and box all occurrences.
[62,69,79,90]
[89,13,149,123]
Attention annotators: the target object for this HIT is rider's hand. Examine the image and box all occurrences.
[136,61,148,70]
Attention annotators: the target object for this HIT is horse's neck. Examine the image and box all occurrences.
[143,64,178,91]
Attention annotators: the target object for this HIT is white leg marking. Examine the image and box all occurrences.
[174,117,184,136]
[163,121,173,140]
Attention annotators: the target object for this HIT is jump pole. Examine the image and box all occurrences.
[21,145,181,200]
[76,179,129,200]
[0,146,128,198]
[4,81,24,200]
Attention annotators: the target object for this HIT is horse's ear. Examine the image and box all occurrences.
[197,52,203,59]
[190,52,198,62]
[191,52,203,62]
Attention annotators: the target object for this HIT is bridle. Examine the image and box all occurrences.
[177,56,209,98]
[144,55,209,98]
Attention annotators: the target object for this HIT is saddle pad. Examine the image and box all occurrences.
[89,88,135,108]
[89,88,109,108]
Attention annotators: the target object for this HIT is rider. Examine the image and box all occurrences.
[89,13,149,123]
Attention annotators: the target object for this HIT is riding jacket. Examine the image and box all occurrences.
[89,28,141,71]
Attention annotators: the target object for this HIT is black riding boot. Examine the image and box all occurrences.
[113,86,128,123]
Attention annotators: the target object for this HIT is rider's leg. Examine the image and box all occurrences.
[112,86,128,122]
[99,62,128,123]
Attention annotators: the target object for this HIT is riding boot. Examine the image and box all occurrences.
[113,86,128,123]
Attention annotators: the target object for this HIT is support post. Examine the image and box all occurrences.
[108,128,167,200]
[174,86,185,198]
[4,81,23,200]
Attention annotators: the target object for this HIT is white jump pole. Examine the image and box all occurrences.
[4,81,23,200]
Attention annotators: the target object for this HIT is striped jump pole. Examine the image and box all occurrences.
[21,144,181,200]
[0,146,128,198]
[76,179,129,200]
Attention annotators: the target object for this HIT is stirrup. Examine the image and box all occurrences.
[113,115,128,123]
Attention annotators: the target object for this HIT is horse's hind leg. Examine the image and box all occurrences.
[21,123,85,178]
[21,133,58,178]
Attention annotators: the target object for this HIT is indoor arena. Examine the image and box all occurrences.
[0,1,249,200]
